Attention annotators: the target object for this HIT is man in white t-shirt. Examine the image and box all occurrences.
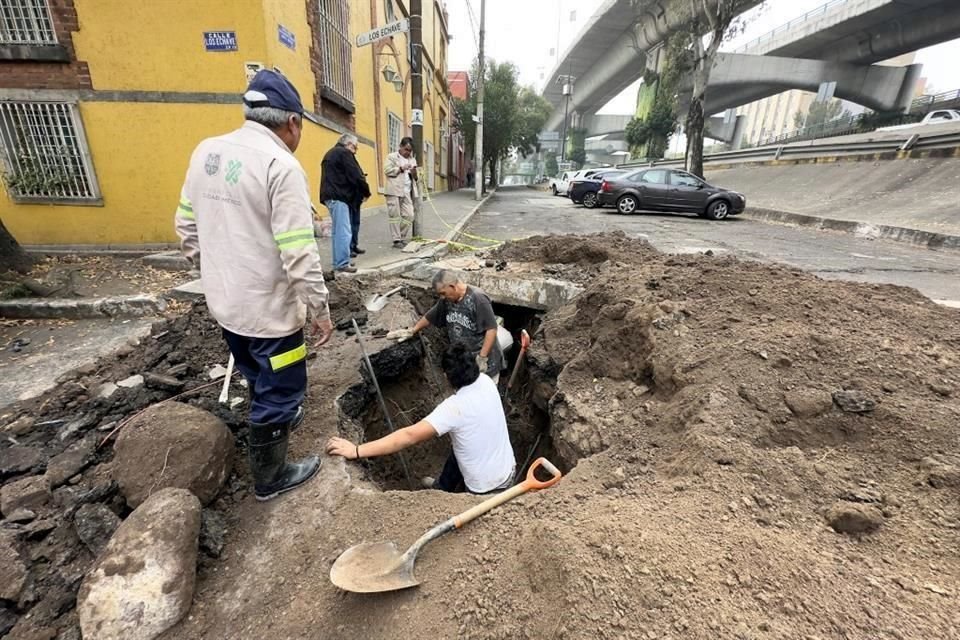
[326,343,516,494]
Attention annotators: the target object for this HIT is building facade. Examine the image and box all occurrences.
[0,0,454,247]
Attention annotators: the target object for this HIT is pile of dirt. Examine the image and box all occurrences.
[180,232,956,640]
[6,235,960,639]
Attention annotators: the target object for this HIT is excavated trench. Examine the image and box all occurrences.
[336,301,564,491]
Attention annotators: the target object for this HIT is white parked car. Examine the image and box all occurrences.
[548,168,608,196]
[548,171,575,196]
[878,109,960,131]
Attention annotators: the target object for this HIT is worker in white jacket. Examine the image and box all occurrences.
[175,70,332,501]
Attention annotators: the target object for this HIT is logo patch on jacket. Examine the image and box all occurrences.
[204,153,221,176]
[225,159,243,185]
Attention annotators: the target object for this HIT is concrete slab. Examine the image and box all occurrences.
[0,295,166,320]
[169,279,205,301]
[407,262,582,311]
[0,318,154,409]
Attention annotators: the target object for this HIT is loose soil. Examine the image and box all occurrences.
[1,255,189,300]
[3,235,960,639]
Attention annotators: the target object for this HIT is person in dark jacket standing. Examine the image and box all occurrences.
[320,133,369,273]
[349,164,370,258]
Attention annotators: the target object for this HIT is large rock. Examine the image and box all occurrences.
[113,402,234,508]
[921,456,960,489]
[78,488,201,640]
[784,388,834,418]
[74,503,122,556]
[832,390,877,413]
[1,475,51,517]
[0,446,44,478]
[0,534,28,601]
[827,501,884,534]
[45,435,96,487]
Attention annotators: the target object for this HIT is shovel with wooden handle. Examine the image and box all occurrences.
[329,457,562,593]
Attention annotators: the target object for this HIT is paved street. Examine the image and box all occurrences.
[466,186,960,306]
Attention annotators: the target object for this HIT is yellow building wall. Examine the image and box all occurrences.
[72,0,266,93]
[1,0,446,245]
[3,102,240,245]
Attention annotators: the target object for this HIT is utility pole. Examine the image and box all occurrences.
[410,0,424,235]
[558,74,574,163]
[474,0,485,200]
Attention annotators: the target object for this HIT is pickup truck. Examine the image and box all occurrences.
[878,109,960,131]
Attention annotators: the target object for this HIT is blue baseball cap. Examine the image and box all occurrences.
[243,70,304,114]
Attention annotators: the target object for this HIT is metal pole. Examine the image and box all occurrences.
[560,87,570,162]
[351,318,415,490]
[410,0,424,235]
[474,0,485,200]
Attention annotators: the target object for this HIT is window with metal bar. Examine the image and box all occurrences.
[316,0,354,107]
[387,112,402,154]
[0,101,100,203]
[0,0,57,45]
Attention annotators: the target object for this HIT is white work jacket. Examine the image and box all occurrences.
[175,121,329,338]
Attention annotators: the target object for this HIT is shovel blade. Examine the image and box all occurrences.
[363,295,388,312]
[329,541,420,593]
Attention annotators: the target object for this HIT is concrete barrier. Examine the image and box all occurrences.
[0,294,167,319]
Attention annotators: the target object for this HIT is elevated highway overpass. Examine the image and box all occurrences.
[545,0,960,133]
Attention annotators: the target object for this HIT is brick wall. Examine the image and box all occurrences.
[305,0,354,130]
[0,0,92,90]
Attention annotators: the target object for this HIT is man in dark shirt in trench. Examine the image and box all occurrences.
[404,270,503,383]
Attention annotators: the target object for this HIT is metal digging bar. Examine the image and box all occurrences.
[351,317,415,490]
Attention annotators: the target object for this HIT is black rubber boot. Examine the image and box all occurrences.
[248,420,320,501]
[248,386,304,433]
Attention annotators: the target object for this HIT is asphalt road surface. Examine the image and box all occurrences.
[465,186,960,307]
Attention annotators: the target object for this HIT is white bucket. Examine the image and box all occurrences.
[497,325,514,353]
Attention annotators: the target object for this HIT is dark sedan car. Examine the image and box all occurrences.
[597,168,745,220]
[569,170,625,208]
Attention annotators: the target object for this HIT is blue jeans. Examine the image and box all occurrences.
[326,199,351,269]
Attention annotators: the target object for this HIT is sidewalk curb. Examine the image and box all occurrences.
[356,188,498,276]
[743,208,960,253]
[0,294,167,319]
[427,188,497,261]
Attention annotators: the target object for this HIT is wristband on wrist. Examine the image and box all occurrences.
[355,444,361,460]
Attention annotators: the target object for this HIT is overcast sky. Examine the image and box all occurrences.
[446,0,960,114]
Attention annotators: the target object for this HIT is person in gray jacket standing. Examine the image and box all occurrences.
[175,70,333,501]
[383,136,418,248]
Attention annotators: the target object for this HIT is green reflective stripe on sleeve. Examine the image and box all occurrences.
[274,227,314,242]
[269,343,307,372]
[276,237,316,251]
[179,200,193,212]
[177,206,195,220]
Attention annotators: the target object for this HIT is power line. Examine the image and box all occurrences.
[464,0,481,57]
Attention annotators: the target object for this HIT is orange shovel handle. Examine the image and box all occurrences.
[451,457,562,529]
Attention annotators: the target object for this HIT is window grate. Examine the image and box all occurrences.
[317,0,354,106]
[387,111,402,155]
[0,101,100,202]
[0,0,57,45]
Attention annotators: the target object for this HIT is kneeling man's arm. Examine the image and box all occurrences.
[326,420,437,460]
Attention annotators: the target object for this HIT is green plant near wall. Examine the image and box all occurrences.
[568,127,587,168]
[1,150,77,197]
[545,153,558,177]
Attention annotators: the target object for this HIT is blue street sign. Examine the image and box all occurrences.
[278,25,296,50]
[203,31,238,52]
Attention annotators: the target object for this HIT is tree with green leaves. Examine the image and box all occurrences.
[544,153,559,177]
[629,0,759,176]
[452,60,552,187]
[793,99,848,130]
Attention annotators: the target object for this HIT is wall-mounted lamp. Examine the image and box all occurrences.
[392,79,404,92]
[382,65,398,83]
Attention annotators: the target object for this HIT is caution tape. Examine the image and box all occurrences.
[416,174,506,250]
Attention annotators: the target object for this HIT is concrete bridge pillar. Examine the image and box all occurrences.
[700,53,923,115]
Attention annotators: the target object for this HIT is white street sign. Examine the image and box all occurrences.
[356,19,409,47]
[411,109,424,127]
